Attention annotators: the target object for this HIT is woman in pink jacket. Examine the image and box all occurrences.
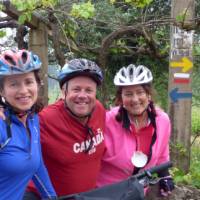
[97,64,174,196]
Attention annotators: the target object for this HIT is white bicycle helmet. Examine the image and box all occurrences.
[114,64,153,86]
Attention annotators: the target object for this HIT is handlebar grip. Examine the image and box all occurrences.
[134,161,173,180]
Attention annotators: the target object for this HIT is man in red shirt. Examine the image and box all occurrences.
[24,59,106,199]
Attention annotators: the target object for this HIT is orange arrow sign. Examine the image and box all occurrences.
[170,57,193,72]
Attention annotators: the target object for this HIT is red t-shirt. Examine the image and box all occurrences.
[27,99,106,196]
[130,122,154,156]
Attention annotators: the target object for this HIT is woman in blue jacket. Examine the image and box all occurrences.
[0,49,57,200]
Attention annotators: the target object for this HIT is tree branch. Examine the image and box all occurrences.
[0,16,12,22]
[48,10,65,67]
[15,25,28,49]
[0,20,18,28]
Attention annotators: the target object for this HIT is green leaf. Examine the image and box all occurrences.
[41,0,58,8]
[0,30,6,38]
[0,4,4,10]
[176,14,185,22]
[70,1,95,19]
[124,0,153,8]
[110,0,116,4]
[18,14,27,24]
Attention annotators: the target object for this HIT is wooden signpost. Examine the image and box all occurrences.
[169,0,194,172]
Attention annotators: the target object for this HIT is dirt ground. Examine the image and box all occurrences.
[145,184,200,200]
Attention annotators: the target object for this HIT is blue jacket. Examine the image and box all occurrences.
[0,110,56,200]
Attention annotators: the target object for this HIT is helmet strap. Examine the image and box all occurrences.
[127,104,150,129]
[15,111,30,118]
[131,106,148,118]
[1,96,32,118]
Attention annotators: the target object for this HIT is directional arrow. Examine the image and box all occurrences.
[169,88,192,103]
[170,57,193,72]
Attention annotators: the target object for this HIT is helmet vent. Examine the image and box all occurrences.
[4,55,16,66]
[32,55,37,62]
[121,70,126,78]
[21,51,28,64]
[80,60,85,68]
[129,67,134,82]
[138,68,143,75]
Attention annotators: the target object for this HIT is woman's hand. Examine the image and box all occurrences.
[159,176,175,197]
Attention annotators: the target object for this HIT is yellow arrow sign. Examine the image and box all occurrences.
[170,57,193,72]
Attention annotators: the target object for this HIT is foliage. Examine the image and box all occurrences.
[192,61,200,106]
[192,107,200,136]
[74,1,134,49]
[170,142,187,156]
[0,30,6,37]
[171,106,200,189]
[171,143,200,189]
[70,1,95,19]
[0,4,3,10]
[11,0,58,24]
[6,0,171,61]
[10,0,95,23]
[110,0,153,8]
[98,68,117,109]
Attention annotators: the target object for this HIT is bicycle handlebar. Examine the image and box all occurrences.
[58,161,173,200]
[133,161,173,180]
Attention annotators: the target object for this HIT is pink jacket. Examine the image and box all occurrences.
[97,106,171,187]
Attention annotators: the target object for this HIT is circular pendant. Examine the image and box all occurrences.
[131,151,148,168]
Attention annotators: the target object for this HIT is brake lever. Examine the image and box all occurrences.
[149,178,160,185]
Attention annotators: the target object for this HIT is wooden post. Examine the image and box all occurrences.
[168,0,194,172]
[29,22,49,105]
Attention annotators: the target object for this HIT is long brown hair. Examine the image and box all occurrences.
[32,70,44,113]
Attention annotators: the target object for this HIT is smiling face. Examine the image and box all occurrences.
[1,72,38,112]
[62,76,97,118]
[121,84,150,116]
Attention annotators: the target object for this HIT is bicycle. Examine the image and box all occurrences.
[58,161,173,200]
